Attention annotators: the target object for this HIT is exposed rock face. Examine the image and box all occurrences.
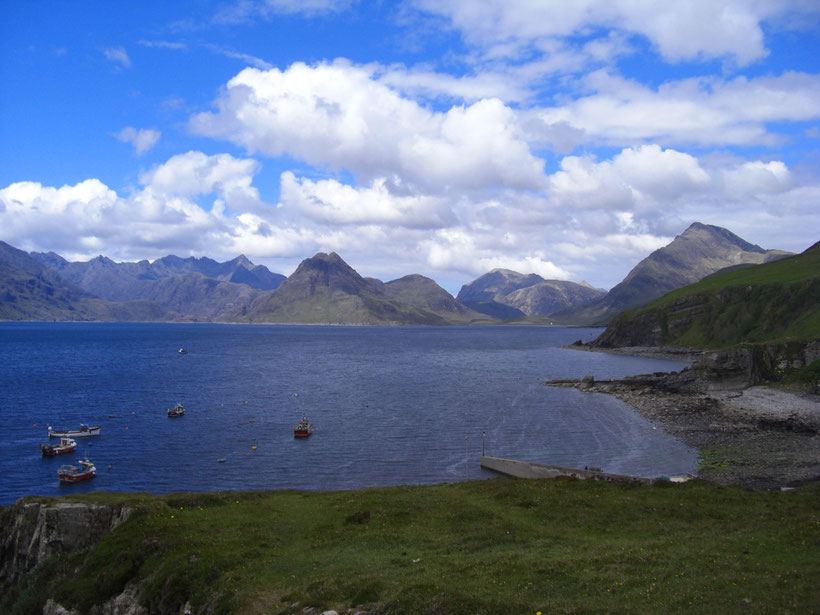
[0,500,131,595]
[456,268,604,318]
[244,252,485,325]
[500,280,604,317]
[0,241,176,322]
[29,250,285,320]
[553,222,791,325]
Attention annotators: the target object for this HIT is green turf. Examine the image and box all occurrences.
[6,478,819,614]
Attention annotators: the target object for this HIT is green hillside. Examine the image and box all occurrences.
[595,243,820,349]
[4,479,818,615]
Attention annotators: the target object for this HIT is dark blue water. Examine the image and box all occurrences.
[0,323,697,504]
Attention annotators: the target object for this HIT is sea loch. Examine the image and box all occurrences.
[0,323,697,504]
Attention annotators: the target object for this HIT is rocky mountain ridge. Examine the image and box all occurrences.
[456,269,604,319]
[242,252,489,325]
[552,222,791,325]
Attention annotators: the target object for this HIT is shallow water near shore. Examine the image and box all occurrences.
[0,323,697,504]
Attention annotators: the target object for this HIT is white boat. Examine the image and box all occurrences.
[48,424,101,438]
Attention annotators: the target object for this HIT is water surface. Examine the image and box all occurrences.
[0,323,697,504]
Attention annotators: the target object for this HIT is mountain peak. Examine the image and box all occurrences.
[678,222,764,254]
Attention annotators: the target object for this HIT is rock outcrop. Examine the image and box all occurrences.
[0,500,131,596]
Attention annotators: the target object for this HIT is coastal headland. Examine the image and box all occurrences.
[547,344,820,489]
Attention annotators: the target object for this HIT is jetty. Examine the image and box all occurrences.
[480,456,656,485]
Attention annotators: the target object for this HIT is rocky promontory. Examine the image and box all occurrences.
[546,346,820,489]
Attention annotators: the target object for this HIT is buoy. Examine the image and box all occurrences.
[125,426,129,430]
[252,445,257,451]
[245,401,248,404]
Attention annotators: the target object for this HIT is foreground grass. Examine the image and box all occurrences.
[9,478,820,614]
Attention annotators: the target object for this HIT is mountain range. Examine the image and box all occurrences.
[0,222,798,325]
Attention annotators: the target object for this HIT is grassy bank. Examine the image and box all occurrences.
[8,478,819,615]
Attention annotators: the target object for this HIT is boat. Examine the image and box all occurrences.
[58,459,96,483]
[167,403,185,417]
[293,417,313,438]
[178,348,188,354]
[40,437,77,457]
[48,424,101,438]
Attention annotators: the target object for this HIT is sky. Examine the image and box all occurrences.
[1,1,819,294]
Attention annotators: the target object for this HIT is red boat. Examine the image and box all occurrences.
[293,417,313,438]
[58,459,96,483]
[40,437,77,457]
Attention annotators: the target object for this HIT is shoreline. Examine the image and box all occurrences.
[550,344,820,489]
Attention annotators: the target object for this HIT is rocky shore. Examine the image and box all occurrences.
[548,345,820,489]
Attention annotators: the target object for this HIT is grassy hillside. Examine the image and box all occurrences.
[5,479,818,615]
[595,243,820,349]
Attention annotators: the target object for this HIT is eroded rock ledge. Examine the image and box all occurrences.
[546,358,820,489]
[0,500,131,600]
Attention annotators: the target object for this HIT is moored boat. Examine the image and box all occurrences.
[167,403,185,417]
[40,437,77,457]
[48,424,101,438]
[58,459,96,483]
[293,417,313,438]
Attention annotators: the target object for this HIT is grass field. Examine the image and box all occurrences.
[7,478,820,615]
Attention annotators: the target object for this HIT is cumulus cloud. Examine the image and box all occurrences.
[279,172,454,228]
[103,46,131,69]
[413,0,806,66]
[536,70,820,146]
[189,61,547,193]
[114,127,161,155]
[0,152,273,262]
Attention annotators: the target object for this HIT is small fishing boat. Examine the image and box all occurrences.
[58,459,96,483]
[178,348,188,354]
[293,417,313,438]
[48,424,101,438]
[167,403,185,417]
[40,437,77,457]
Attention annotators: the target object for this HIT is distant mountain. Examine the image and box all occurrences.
[592,240,820,349]
[0,242,175,322]
[456,269,604,319]
[383,274,486,322]
[150,254,285,290]
[242,252,490,325]
[553,222,792,325]
[30,251,285,319]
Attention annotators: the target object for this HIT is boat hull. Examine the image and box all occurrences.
[58,471,95,483]
[49,426,101,438]
[41,444,76,457]
[58,460,96,483]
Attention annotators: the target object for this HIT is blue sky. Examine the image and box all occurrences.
[1,0,819,293]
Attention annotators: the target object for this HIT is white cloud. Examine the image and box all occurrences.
[536,70,820,146]
[413,0,804,66]
[204,44,272,70]
[103,46,131,69]
[0,153,275,262]
[139,151,264,212]
[279,172,454,229]
[214,0,351,24]
[190,61,546,192]
[114,127,161,155]
[137,40,187,51]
